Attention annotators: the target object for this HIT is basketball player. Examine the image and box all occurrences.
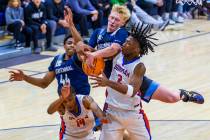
[90,24,157,140]
[9,35,90,96]
[9,8,101,130]
[48,84,108,140]
[70,5,204,105]
[8,7,92,96]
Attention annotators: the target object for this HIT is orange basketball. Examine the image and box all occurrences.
[82,57,105,76]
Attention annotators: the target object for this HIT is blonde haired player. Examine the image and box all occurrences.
[47,84,108,140]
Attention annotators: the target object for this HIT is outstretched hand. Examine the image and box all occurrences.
[61,84,70,100]
[90,71,109,88]
[9,70,24,81]
[64,6,74,27]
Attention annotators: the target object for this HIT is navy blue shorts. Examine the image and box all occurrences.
[140,76,160,103]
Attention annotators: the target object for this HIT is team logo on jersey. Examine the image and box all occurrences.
[98,34,103,41]
[32,12,44,19]
[55,60,62,67]
[55,66,73,74]
[96,42,112,50]
[114,64,130,77]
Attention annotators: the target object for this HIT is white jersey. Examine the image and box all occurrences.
[106,53,142,110]
[61,95,95,138]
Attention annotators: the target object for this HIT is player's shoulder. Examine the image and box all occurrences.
[82,95,94,109]
[93,28,105,35]
[52,53,64,61]
[116,27,129,35]
[134,62,146,75]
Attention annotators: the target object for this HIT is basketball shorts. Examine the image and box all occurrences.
[60,131,95,140]
[140,76,160,103]
[100,104,151,140]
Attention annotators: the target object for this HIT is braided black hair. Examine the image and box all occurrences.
[130,22,158,56]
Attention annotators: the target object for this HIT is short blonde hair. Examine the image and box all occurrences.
[111,5,131,23]
[8,0,21,8]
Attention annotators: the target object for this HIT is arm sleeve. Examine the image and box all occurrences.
[24,6,41,26]
[86,0,96,11]
[68,0,93,15]
[41,4,48,25]
[20,8,24,21]
[46,2,59,22]
[144,0,157,4]
[5,8,21,24]
[88,28,101,48]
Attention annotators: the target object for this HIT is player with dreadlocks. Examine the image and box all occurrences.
[90,23,156,140]
[91,22,204,139]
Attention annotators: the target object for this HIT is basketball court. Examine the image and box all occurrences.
[0,19,210,140]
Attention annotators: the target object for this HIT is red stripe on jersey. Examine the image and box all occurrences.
[103,90,109,112]
[59,116,66,140]
[140,109,151,133]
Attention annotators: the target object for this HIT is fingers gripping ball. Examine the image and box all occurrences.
[82,57,105,76]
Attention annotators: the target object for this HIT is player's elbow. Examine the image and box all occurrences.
[47,108,53,115]
[40,82,49,89]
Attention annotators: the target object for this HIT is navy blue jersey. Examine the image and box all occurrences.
[48,53,90,96]
[89,27,128,78]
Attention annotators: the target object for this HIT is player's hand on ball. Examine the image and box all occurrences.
[9,70,24,81]
[84,52,96,69]
[90,71,108,88]
[76,42,95,56]
[61,84,70,100]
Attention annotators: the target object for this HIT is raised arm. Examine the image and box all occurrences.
[88,43,121,59]
[91,63,146,97]
[47,96,65,114]
[64,6,94,55]
[64,6,82,44]
[47,84,70,115]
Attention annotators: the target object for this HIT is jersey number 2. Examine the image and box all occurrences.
[117,74,122,83]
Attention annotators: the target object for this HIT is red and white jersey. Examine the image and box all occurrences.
[106,53,141,110]
[61,95,95,138]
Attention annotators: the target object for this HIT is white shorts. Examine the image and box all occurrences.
[100,105,151,140]
[61,132,96,140]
